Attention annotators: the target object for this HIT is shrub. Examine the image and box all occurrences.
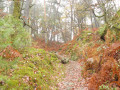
[0,15,31,50]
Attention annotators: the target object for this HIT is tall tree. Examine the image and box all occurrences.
[44,0,48,43]
[91,0,117,24]
[13,0,21,19]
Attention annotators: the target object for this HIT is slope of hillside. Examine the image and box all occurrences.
[0,16,63,89]
[59,12,120,89]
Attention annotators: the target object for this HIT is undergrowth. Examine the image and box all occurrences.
[34,38,62,52]
[59,30,99,61]
[60,29,120,89]
[58,9,120,90]
[0,16,63,89]
[0,47,63,89]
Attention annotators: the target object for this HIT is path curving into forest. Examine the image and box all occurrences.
[58,61,88,90]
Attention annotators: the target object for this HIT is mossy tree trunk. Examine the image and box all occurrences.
[13,0,21,19]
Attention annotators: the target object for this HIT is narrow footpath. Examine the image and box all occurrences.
[58,61,88,90]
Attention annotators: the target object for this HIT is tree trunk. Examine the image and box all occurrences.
[13,0,21,19]
[44,0,48,44]
[70,1,73,40]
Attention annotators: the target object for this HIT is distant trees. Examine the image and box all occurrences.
[0,0,119,43]
[91,0,117,24]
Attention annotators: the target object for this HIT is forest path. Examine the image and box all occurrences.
[57,60,88,90]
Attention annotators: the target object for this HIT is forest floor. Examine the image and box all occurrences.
[57,60,88,90]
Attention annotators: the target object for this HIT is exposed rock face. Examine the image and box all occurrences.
[99,10,120,42]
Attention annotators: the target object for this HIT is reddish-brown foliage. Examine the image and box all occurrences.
[82,42,120,90]
[92,28,98,32]
[33,38,62,52]
[34,31,120,89]
[0,10,8,18]
[88,58,118,90]
[57,29,120,89]
[0,45,22,60]
[59,30,100,57]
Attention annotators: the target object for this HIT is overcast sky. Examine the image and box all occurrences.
[39,0,120,7]
[115,0,120,8]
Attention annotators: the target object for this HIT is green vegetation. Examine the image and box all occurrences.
[13,0,21,19]
[60,30,94,61]
[60,10,120,89]
[0,0,120,89]
[0,16,63,89]
[99,84,116,90]
[98,10,120,42]
[0,16,31,50]
[0,47,62,89]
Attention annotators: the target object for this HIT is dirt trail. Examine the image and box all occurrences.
[58,61,88,90]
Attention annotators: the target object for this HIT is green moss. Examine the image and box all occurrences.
[7,80,19,87]
[0,47,62,89]
[13,0,21,19]
[98,24,107,36]
[71,54,78,61]
[97,9,120,42]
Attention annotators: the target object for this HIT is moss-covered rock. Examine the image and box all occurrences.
[98,9,120,42]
